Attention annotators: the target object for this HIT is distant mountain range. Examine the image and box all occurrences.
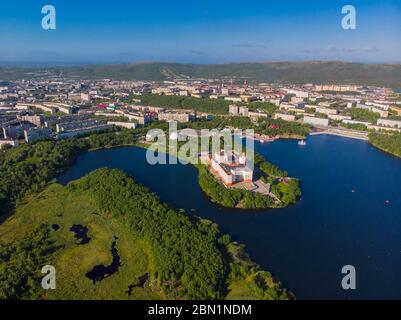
[1,61,401,88]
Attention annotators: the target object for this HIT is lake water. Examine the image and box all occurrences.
[58,135,401,299]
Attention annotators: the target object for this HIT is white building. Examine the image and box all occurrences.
[279,103,296,111]
[209,150,253,186]
[328,114,352,121]
[314,106,338,115]
[274,113,296,122]
[224,96,242,103]
[377,119,401,128]
[342,119,372,126]
[229,105,239,115]
[303,116,329,127]
[107,121,138,129]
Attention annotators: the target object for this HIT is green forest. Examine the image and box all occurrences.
[138,94,231,114]
[346,107,380,124]
[0,169,289,300]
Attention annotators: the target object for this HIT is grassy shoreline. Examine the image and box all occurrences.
[369,142,401,159]
[368,133,401,159]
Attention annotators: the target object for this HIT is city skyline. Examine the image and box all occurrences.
[1,0,401,65]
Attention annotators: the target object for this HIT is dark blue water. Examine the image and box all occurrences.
[58,135,401,299]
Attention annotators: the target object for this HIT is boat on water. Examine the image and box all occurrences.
[298,140,306,146]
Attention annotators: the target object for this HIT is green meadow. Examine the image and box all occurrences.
[0,183,163,300]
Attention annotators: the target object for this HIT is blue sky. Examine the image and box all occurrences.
[0,0,400,64]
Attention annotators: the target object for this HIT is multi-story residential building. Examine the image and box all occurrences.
[239,106,249,116]
[291,96,304,104]
[158,112,196,123]
[107,121,138,129]
[314,106,338,115]
[269,98,281,106]
[279,103,297,111]
[377,119,401,128]
[315,85,359,92]
[342,119,372,126]
[355,103,389,117]
[274,113,296,122]
[3,124,31,139]
[248,111,268,119]
[229,105,239,115]
[328,114,352,121]
[56,119,101,133]
[24,128,53,143]
[57,122,113,139]
[303,116,329,127]
[224,96,242,103]
[18,114,44,127]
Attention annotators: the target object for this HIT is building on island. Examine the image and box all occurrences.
[208,150,253,187]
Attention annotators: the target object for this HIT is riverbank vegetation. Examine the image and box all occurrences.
[0,169,289,300]
[255,154,301,207]
[369,132,401,158]
[0,129,139,215]
[197,165,276,209]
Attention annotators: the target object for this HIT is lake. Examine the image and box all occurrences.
[58,135,401,299]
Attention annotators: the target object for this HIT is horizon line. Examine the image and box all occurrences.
[2,59,401,68]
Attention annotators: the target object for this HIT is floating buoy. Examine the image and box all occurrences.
[385,200,390,204]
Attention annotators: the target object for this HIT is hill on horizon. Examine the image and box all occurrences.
[1,61,401,88]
